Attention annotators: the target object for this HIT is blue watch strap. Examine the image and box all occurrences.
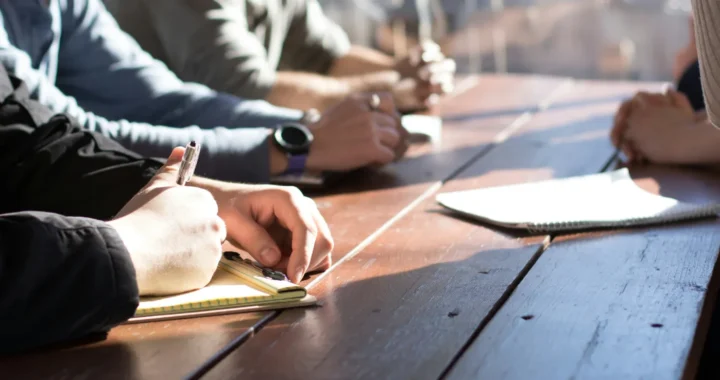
[284,154,308,175]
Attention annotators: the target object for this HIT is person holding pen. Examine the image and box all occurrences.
[0,66,332,354]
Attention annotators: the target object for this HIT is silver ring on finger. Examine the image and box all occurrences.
[369,93,380,111]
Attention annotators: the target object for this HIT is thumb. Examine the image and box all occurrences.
[224,210,282,268]
[151,147,186,186]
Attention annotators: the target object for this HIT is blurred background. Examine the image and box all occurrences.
[319,0,692,81]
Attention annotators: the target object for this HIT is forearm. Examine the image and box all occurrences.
[267,70,400,111]
[692,0,720,127]
[102,120,276,183]
[0,212,138,354]
[328,45,396,77]
[0,53,279,184]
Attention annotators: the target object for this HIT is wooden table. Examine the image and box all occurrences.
[3,75,719,380]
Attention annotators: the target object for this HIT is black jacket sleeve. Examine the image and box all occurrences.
[0,212,138,354]
[0,66,159,353]
[0,69,164,220]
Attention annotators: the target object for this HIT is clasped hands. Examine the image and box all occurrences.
[610,88,705,165]
[393,41,456,111]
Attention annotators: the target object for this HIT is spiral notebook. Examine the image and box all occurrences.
[436,169,720,233]
[128,253,316,323]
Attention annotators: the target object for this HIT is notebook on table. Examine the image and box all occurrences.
[128,252,316,323]
[270,115,442,188]
[436,168,720,234]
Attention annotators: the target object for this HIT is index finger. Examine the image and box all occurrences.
[275,193,318,283]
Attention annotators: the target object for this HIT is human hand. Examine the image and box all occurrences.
[394,41,456,111]
[621,90,697,164]
[610,90,694,163]
[305,93,409,172]
[109,147,226,296]
[209,183,334,283]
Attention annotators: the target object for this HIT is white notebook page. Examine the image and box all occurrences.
[436,169,719,231]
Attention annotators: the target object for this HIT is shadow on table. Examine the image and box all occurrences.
[262,166,720,377]
[0,311,272,380]
[310,112,615,197]
[237,216,719,379]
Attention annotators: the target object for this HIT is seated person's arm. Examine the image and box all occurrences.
[135,0,450,112]
[327,46,397,78]
[0,211,140,354]
[0,0,305,183]
[0,150,225,354]
[693,0,720,127]
[0,41,278,183]
[134,0,393,110]
[270,0,456,112]
[610,90,720,165]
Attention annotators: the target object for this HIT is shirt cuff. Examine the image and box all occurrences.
[197,126,274,183]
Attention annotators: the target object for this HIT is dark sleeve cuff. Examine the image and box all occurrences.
[97,224,140,327]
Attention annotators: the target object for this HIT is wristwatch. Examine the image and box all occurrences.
[273,122,314,175]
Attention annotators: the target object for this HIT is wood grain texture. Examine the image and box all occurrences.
[308,75,572,272]
[202,80,660,380]
[0,75,566,380]
[446,166,720,380]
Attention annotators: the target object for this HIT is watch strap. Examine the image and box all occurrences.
[284,154,308,175]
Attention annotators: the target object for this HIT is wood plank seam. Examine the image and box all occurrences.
[437,237,552,380]
[437,81,665,379]
[184,312,278,380]
[439,86,719,379]
[306,182,444,290]
[187,78,576,379]
[682,236,720,379]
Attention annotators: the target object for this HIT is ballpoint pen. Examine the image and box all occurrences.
[176,141,200,186]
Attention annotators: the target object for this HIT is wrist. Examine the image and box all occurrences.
[268,131,289,175]
[347,71,400,93]
[108,218,147,288]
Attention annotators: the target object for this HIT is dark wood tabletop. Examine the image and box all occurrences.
[4,75,718,380]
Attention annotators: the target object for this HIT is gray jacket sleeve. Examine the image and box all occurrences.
[110,0,350,100]
[0,212,138,354]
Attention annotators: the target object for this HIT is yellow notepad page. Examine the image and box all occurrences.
[135,258,308,318]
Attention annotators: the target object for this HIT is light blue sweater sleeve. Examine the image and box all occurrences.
[0,0,303,182]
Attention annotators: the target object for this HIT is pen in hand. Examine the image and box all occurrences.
[176,141,200,186]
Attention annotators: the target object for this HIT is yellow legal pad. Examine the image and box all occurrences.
[129,256,317,323]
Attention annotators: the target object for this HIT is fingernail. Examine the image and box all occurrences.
[260,248,279,265]
[294,268,306,283]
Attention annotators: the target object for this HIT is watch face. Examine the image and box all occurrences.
[281,126,308,146]
[275,123,313,154]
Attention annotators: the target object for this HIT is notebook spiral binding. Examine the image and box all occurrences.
[524,204,720,234]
